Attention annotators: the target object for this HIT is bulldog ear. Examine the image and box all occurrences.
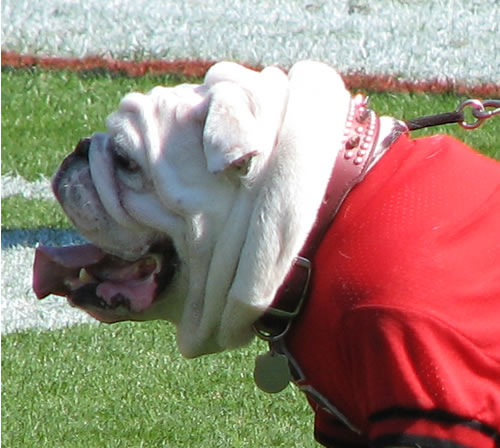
[202,81,260,174]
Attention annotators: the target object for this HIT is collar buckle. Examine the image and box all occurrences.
[253,256,311,342]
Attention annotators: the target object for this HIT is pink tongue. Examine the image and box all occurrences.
[33,244,105,299]
[96,281,157,313]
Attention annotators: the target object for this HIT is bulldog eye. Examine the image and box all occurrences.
[114,150,140,173]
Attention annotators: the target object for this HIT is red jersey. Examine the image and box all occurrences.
[285,134,500,447]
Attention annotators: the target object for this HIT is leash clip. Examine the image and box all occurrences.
[457,99,500,129]
[405,98,500,131]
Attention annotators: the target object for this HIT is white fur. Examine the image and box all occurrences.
[55,60,351,357]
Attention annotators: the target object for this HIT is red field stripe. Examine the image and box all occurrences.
[2,51,499,97]
[1,51,214,78]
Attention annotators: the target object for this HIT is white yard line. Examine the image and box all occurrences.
[1,228,96,334]
[2,174,53,200]
[1,176,94,334]
[2,247,96,334]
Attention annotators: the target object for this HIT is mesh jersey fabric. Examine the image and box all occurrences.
[285,134,500,448]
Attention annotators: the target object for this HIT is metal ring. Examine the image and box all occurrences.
[475,99,500,120]
[457,99,485,129]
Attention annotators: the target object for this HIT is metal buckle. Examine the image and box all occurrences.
[253,256,312,342]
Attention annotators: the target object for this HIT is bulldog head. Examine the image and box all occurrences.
[33,61,351,357]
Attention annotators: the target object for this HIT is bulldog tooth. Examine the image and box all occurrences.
[79,268,93,283]
[146,254,163,273]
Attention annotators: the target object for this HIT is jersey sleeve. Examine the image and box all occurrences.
[335,305,500,448]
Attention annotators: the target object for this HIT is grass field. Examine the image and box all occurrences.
[2,67,499,447]
[3,323,316,447]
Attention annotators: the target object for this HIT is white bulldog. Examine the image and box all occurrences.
[33,60,500,447]
[34,61,355,357]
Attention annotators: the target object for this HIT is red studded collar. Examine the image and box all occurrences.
[253,95,408,341]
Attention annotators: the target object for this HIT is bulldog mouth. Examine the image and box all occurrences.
[33,242,177,322]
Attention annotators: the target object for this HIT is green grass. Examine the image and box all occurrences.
[2,68,499,447]
[1,67,191,181]
[1,196,72,230]
[2,323,315,447]
[369,92,499,159]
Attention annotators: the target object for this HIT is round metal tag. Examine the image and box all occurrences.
[253,351,291,394]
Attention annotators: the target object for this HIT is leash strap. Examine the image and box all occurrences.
[406,98,500,131]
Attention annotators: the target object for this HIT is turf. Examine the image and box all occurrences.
[2,68,499,447]
[1,196,71,230]
[2,323,316,447]
[1,67,189,181]
[369,92,499,159]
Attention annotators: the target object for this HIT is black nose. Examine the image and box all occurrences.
[74,137,91,159]
[51,137,92,202]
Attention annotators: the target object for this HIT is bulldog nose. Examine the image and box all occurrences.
[73,137,91,159]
